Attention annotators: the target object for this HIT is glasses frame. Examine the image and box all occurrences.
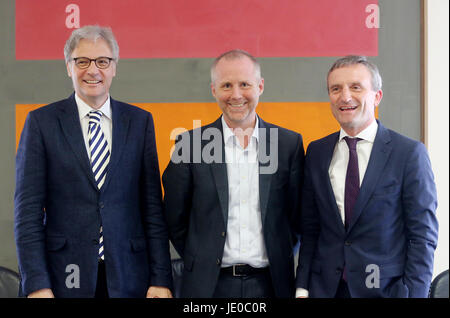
[71,56,115,69]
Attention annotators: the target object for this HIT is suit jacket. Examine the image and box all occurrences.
[296,121,438,298]
[162,116,304,298]
[14,93,173,297]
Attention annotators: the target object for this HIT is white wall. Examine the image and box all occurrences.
[425,0,449,278]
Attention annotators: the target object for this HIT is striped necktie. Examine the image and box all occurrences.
[88,110,110,260]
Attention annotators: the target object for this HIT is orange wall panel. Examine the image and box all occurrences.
[16,102,377,173]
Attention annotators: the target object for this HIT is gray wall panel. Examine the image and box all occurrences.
[1,0,18,272]
[1,0,422,271]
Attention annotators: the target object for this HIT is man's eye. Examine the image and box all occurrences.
[97,59,109,67]
[77,60,89,66]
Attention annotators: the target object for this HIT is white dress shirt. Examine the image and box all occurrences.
[220,116,269,268]
[75,94,112,159]
[328,120,378,225]
[296,120,378,298]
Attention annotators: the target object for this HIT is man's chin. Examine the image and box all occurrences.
[77,92,108,108]
[225,112,246,123]
[226,115,259,130]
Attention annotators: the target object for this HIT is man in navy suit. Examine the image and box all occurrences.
[295,55,438,298]
[163,50,304,297]
[14,25,173,298]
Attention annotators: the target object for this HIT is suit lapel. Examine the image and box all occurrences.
[101,98,130,191]
[347,122,392,232]
[324,133,346,234]
[57,94,98,190]
[258,117,272,228]
[208,118,229,227]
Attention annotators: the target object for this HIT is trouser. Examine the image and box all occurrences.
[213,265,274,298]
[94,260,109,298]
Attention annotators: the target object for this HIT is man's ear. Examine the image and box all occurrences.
[258,78,265,95]
[66,62,72,78]
[111,62,117,77]
[374,89,383,107]
[211,82,216,98]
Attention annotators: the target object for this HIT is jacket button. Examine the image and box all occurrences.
[221,232,226,237]
[92,239,99,244]
[216,258,221,265]
[99,202,104,209]
[345,241,351,246]
[336,268,342,275]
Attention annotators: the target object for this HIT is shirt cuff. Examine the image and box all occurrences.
[295,288,309,298]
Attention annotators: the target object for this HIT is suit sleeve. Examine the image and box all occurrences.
[14,112,52,295]
[401,142,438,298]
[288,134,305,249]
[141,113,173,289]
[295,144,321,290]
[162,133,192,258]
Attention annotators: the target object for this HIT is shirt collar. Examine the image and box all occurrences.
[75,93,112,121]
[339,120,378,143]
[221,115,259,146]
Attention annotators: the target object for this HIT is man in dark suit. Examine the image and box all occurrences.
[295,55,438,298]
[162,50,304,298]
[14,25,173,298]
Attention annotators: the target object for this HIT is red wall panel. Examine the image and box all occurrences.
[16,0,378,60]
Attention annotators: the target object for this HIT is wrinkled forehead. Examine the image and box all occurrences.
[72,38,113,56]
[328,64,373,85]
[214,57,260,81]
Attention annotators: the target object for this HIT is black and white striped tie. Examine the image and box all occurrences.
[88,110,110,260]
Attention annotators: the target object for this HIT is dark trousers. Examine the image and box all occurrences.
[213,267,274,298]
[335,279,351,298]
[95,260,109,298]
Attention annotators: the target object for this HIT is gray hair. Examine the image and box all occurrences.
[64,25,119,63]
[210,49,261,83]
[327,55,382,92]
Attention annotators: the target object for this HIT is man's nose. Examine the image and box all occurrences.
[230,86,242,99]
[340,87,352,102]
[86,60,100,74]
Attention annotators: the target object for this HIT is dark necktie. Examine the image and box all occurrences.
[342,136,361,283]
[344,136,361,230]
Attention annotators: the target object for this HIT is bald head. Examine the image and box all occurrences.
[210,49,261,84]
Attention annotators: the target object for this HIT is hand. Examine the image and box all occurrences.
[146,286,173,298]
[28,288,55,298]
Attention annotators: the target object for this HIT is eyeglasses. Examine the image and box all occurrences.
[71,57,115,69]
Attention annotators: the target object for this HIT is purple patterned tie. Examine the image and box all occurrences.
[342,137,361,283]
[344,137,361,230]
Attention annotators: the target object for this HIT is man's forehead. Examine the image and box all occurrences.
[328,65,372,83]
[330,64,371,77]
[216,56,254,69]
[215,59,258,78]
[73,38,111,52]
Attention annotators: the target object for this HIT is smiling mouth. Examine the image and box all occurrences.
[339,105,357,111]
[84,80,102,84]
[228,102,247,108]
